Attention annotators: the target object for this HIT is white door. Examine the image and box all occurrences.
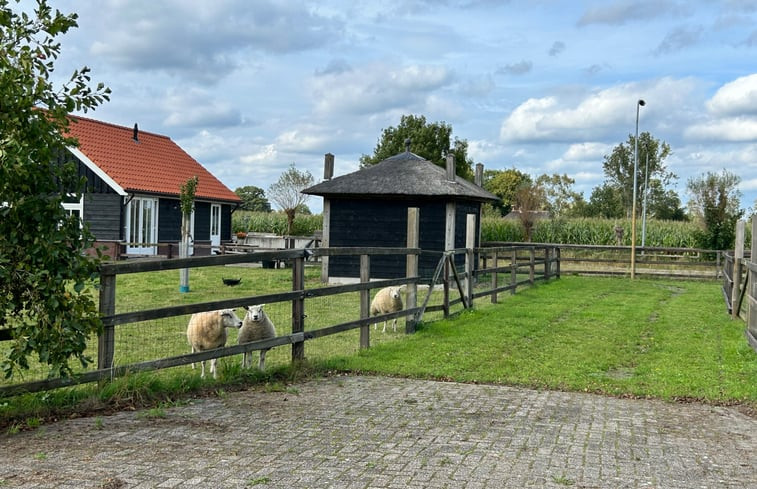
[210,204,221,253]
[126,197,158,254]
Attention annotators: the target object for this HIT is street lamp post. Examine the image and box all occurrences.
[641,152,649,250]
[630,99,645,279]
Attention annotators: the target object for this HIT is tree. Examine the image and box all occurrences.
[535,173,582,217]
[235,185,271,212]
[601,132,674,216]
[0,1,111,378]
[585,183,625,218]
[514,183,546,242]
[268,163,314,235]
[686,170,743,251]
[646,182,686,221]
[483,168,532,216]
[360,114,474,180]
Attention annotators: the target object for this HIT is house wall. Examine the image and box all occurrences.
[83,193,121,241]
[327,198,481,279]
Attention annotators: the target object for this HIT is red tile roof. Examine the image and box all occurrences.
[65,115,240,203]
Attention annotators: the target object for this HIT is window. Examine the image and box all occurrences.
[126,196,157,254]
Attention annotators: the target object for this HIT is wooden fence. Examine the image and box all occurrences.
[0,243,559,397]
[485,242,722,280]
[726,220,757,353]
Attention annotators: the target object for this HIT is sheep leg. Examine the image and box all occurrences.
[191,346,196,371]
[392,318,397,332]
[258,349,268,370]
[382,320,387,333]
[242,351,250,369]
[210,358,217,379]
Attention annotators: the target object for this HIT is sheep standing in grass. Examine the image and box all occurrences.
[370,286,403,333]
[186,309,242,379]
[239,304,277,370]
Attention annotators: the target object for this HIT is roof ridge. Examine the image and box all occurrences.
[68,114,171,140]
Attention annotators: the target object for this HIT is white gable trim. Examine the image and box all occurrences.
[67,146,128,196]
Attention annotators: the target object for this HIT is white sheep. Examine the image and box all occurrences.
[186,309,243,379]
[239,304,277,370]
[370,286,403,333]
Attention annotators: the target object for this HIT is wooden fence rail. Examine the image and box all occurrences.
[0,242,558,397]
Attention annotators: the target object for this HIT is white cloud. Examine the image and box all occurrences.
[161,89,242,129]
[86,0,340,82]
[563,142,612,161]
[684,117,757,142]
[308,62,454,116]
[706,73,757,116]
[499,78,698,143]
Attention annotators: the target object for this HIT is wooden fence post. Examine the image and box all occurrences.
[465,214,476,309]
[544,246,551,280]
[556,246,561,278]
[511,249,517,295]
[292,256,305,362]
[491,250,498,304]
[732,220,745,319]
[406,208,419,333]
[360,254,370,349]
[443,257,450,318]
[749,219,757,339]
[529,247,535,285]
[98,270,116,370]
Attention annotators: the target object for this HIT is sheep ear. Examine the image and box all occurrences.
[259,304,266,309]
[244,306,251,311]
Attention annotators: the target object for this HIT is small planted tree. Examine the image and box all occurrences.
[268,164,314,235]
[179,176,198,293]
[0,1,111,378]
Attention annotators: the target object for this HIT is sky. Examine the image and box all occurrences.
[43,0,757,214]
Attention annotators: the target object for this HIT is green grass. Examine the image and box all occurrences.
[325,276,757,405]
[1,271,755,431]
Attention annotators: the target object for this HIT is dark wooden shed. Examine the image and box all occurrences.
[303,150,498,281]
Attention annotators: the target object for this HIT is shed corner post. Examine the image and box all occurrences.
[465,213,476,309]
[360,254,371,349]
[97,268,117,372]
[406,207,419,334]
[292,255,306,362]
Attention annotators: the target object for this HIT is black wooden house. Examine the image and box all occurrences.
[64,115,241,259]
[303,150,498,281]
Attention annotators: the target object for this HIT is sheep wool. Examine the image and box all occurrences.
[370,286,403,333]
[186,309,242,379]
[239,304,277,370]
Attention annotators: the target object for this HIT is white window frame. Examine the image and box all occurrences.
[125,196,158,255]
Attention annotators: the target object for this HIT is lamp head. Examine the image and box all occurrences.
[638,99,646,106]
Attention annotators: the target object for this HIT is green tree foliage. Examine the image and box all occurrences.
[646,182,686,221]
[686,170,743,251]
[585,183,625,218]
[514,182,546,241]
[0,1,111,378]
[234,185,271,212]
[601,132,674,216]
[268,163,314,235]
[535,173,582,217]
[483,168,532,216]
[359,114,474,180]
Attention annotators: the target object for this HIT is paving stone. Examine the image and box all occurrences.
[0,376,755,488]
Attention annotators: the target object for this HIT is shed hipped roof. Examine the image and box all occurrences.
[65,115,240,203]
[303,151,498,202]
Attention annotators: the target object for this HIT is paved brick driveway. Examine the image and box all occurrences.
[1,375,755,488]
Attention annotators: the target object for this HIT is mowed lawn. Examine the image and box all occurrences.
[327,275,757,406]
